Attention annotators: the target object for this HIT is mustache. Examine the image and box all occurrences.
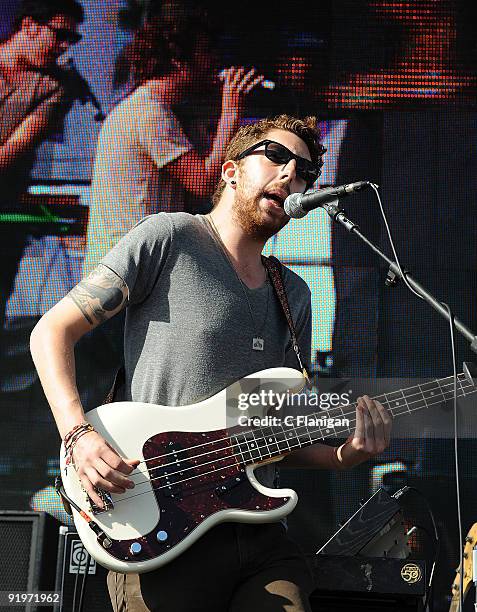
[259,185,291,200]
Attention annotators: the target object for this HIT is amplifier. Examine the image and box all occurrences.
[0,511,58,612]
[310,556,426,611]
[309,487,427,611]
[54,528,112,612]
[316,487,404,556]
[311,555,426,594]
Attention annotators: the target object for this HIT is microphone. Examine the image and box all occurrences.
[218,69,275,90]
[61,59,106,121]
[284,181,372,218]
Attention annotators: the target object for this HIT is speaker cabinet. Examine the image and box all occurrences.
[54,527,112,612]
[0,511,58,612]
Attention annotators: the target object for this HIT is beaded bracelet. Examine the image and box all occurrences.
[64,422,96,466]
[63,422,89,447]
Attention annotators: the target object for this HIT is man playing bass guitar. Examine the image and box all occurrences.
[30,114,392,612]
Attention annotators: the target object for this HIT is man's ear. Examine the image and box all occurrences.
[221,160,239,188]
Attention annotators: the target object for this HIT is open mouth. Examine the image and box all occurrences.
[263,192,286,208]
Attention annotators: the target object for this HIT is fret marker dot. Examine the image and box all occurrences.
[395,402,400,406]
[269,438,273,443]
[251,443,255,448]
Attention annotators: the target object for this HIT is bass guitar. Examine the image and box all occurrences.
[59,365,476,574]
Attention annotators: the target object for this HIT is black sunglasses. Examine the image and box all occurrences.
[45,24,82,45]
[236,139,319,186]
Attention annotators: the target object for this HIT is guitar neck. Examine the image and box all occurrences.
[231,372,476,466]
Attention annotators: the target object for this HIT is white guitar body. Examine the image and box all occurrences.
[60,368,304,573]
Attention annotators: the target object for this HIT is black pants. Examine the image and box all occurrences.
[107,522,314,612]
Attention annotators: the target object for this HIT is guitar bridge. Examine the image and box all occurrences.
[89,487,114,514]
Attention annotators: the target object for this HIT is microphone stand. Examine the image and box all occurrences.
[62,59,106,122]
[322,199,477,354]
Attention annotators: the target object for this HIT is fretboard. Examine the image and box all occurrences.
[230,372,476,465]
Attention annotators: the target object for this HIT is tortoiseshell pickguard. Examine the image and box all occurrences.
[98,429,289,563]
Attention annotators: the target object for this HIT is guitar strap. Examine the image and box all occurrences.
[262,255,312,388]
[104,255,312,404]
[104,365,124,405]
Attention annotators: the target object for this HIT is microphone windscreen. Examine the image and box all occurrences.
[284,193,307,218]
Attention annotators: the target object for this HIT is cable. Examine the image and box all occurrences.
[443,303,464,612]
[370,185,463,611]
[71,541,92,612]
[396,307,461,612]
[78,551,92,612]
[71,542,81,612]
[400,486,440,611]
[370,183,425,302]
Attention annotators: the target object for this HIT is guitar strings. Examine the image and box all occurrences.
[127,374,471,475]
[108,378,469,507]
[141,377,473,488]
[111,381,475,506]
[125,375,471,484]
[103,377,476,506]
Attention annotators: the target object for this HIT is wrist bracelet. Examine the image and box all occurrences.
[64,422,90,446]
[336,443,346,464]
[64,422,96,466]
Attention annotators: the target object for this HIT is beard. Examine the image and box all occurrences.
[231,179,289,241]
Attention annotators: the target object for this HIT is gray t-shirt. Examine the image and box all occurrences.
[101,212,312,408]
[102,212,312,489]
[83,86,193,276]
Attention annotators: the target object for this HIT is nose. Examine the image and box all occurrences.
[279,159,301,191]
[278,158,298,185]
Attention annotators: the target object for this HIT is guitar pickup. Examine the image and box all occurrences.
[89,487,114,514]
[162,486,179,498]
[215,476,245,497]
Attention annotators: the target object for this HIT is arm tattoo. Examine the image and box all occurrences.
[67,265,128,325]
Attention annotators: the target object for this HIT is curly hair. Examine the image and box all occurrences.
[212,114,327,206]
[117,1,217,88]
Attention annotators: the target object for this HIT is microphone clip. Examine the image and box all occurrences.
[320,200,360,234]
[320,199,341,219]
